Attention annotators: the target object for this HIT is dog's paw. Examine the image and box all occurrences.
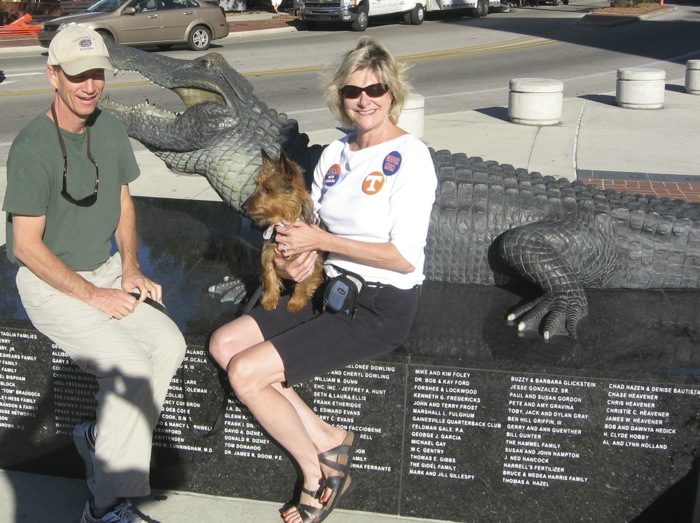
[287,296,307,312]
[261,293,279,311]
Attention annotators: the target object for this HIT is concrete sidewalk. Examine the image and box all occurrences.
[1,468,432,522]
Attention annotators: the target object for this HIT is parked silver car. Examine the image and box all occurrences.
[38,0,229,51]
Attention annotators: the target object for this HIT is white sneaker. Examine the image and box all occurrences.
[80,498,145,523]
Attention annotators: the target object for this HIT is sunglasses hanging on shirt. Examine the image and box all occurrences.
[50,103,99,207]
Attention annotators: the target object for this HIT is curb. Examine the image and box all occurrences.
[578,5,677,26]
[223,25,299,39]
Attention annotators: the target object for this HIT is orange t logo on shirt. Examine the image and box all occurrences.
[362,172,385,195]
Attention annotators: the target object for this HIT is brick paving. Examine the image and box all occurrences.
[578,178,700,203]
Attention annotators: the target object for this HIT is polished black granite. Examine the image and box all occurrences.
[1,196,699,522]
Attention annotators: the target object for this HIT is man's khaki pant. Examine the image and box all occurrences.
[16,254,186,499]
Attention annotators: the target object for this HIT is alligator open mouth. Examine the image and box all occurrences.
[99,43,248,152]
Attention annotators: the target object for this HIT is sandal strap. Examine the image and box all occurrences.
[318,444,352,472]
[318,431,357,474]
[301,485,323,499]
[297,503,323,523]
[323,474,343,494]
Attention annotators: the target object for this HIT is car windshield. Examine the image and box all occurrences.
[87,0,132,13]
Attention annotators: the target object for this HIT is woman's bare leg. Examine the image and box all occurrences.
[209,315,351,518]
[225,342,331,522]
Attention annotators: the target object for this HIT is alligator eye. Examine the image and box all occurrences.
[200,59,214,69]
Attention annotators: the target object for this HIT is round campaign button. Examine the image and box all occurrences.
[382,151,402,176]
[324,164,342,186]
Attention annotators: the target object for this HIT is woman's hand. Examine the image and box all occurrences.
[274,250,320,283]
[274,220,323,258]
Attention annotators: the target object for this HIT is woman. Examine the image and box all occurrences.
[209,37,437,523]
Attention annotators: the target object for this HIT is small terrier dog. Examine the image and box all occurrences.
[243,149,325,312]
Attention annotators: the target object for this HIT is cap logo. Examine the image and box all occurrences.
[79,37,94,50]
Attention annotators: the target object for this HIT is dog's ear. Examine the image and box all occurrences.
[280,151,298,182]
[261,148,274,165]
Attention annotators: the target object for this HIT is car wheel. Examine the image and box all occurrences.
[410,4,424,25]
[188,25,211,51]
[471,0,487,17]
[96,30,114,44]
[351,10,368,31]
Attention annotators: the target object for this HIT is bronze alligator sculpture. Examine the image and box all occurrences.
[100,44,700,340]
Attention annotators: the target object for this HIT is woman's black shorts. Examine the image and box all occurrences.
[247,282,419,387]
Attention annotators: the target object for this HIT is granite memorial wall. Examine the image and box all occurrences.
[1,197,699,522]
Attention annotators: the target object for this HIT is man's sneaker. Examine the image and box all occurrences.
[73,421,96,494]
[81,498,145,523]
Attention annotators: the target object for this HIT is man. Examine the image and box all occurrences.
[2,26,186,523]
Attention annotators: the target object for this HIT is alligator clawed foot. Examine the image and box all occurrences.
[507,291,588,341]
[208,274,260,304]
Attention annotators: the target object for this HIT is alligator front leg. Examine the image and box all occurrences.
[499,218,616,340]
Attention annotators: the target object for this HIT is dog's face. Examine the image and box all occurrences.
[243,150,312,227]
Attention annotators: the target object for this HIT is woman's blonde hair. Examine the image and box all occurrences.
[324,37,410,128]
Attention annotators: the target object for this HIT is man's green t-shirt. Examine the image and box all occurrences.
[3,110,140,271]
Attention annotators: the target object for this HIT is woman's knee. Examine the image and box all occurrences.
[209,317,261,368]
[208,327,230,367]
[226,354,261,404]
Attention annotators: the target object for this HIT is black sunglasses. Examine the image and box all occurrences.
[340,83,389,99]
[51,104,99,207]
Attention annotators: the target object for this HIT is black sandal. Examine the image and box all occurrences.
[290,475,355,523]
[318,430,358,479]
[284,485,324,523]
[317,431,358,512]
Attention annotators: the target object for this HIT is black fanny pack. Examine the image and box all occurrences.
[323,266,365,318]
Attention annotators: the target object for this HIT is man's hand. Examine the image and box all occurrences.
[87,287,140,320]
[122,267,163,303]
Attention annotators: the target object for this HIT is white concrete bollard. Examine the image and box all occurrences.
[398,93,425,139]
[508,78,564,126]
[685,60,700,95]
[616,68,665,109]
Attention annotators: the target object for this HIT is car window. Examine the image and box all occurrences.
[131,0,158,11]
[161,0,192,9]
[87,0,131,13]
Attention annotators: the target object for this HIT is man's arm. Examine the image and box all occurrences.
[114,185,162,303]
[11,213,139,319]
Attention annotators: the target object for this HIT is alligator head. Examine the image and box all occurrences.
[100,43,315,211]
